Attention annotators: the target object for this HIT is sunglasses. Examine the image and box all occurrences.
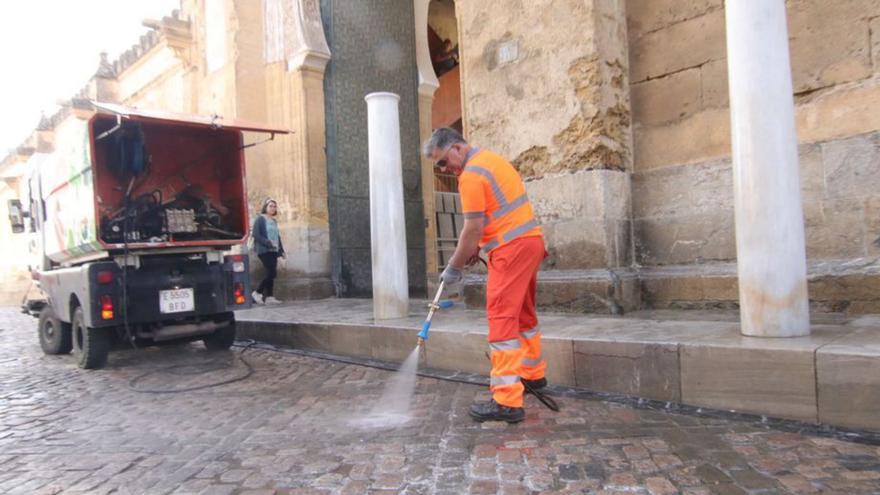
[434,146,453,169]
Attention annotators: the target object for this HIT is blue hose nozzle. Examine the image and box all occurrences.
[417,320,431,341]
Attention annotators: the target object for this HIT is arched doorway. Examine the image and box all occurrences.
[427,0,462,267]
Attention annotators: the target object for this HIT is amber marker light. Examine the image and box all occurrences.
[100,295,114,320]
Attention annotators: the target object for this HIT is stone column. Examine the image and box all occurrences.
[365,92,409,319]
[725,1,810,337]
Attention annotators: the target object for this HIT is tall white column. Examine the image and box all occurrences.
[365,92,409,319]
[725,1,810,337]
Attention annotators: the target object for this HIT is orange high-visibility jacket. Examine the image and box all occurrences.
[458,149,542,253]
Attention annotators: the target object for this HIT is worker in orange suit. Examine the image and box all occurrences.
[422,127,547,423]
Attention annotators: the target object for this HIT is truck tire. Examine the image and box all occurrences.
[203,316,236,351]
[38,306,72,355]
[71,306,111,369]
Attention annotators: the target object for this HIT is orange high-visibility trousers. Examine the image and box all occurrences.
[486,235,546,408]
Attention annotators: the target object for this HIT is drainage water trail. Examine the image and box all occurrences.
[351,345,421,429]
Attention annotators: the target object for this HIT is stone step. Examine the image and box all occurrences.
[459,259,880,315]
[235,299,880,433]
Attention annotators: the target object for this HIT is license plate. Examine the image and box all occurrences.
[159,288,194,314]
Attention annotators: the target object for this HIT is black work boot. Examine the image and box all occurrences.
[469,399,525,423]
[522,377,547,391]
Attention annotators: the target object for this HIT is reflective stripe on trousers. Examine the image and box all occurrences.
[519,327,546,381]
[489,338,525,407]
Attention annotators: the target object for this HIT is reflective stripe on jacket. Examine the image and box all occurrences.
[458,149,542,253]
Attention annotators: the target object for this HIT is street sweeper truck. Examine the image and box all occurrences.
[7,102,287,369]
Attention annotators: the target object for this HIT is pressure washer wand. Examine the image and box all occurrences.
[417,281,452,347]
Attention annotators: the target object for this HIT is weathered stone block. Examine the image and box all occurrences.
[629,9,725,83]
[316,323,376,358]
[460,1,632,177]
[872,17,880,76]
[681,343,818,422]
[625,0,722,39]
[640,273,738,310]
[528,171,610,223]
[786,0,880,31]
[796,82,880,145]
[641,277,703,307]
[371,325,421,364]
[804,198,865,259]
[529,169,631,269]
[537,279,621,314]
[528,169,631,223]
[635,211,736,265]
[631,68,701,125]
[821,132,880,200]
[698,276,739,302]
[809,273,880,305]
[542,220,608,269]
[573,340,680,401]
[817,330,880,431]
[798,143,824,200]
[539,338,576,387]
[700,58,728,109]
[865,196,880,256]
[789,19,872,93]
[631,158,732,220]
[275,276,335,301]
[423,330,492,376]
[634,108,730,172]
[605,218,633,267]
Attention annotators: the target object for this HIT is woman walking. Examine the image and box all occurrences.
[251,198,285,304]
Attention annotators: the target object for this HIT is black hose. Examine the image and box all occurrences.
[127,340,256,394]
[523,380,560,411]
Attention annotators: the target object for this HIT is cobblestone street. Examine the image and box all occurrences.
[1,308,879,494]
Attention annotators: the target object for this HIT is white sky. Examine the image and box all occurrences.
[0,0,181,155]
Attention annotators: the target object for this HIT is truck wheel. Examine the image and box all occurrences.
[203,317,236,351]
[71,306,111,369]
[38,306,72,355]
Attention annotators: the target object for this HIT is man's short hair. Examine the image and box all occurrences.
[422,127,466,157]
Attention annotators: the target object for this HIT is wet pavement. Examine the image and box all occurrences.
[1,307,880,494]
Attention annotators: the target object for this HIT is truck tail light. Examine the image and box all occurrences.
[233,283,246,305]
[225,254,245,272]
[97,271,114,284]
[100,295,114,320]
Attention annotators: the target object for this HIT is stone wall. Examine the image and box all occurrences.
[457,0,633,270]
[458,0,631,175]
[628,0,880,266]
[321,0,426,297]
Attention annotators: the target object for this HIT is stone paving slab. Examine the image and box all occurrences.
[237,298,880,432]
[3,306,880,494]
